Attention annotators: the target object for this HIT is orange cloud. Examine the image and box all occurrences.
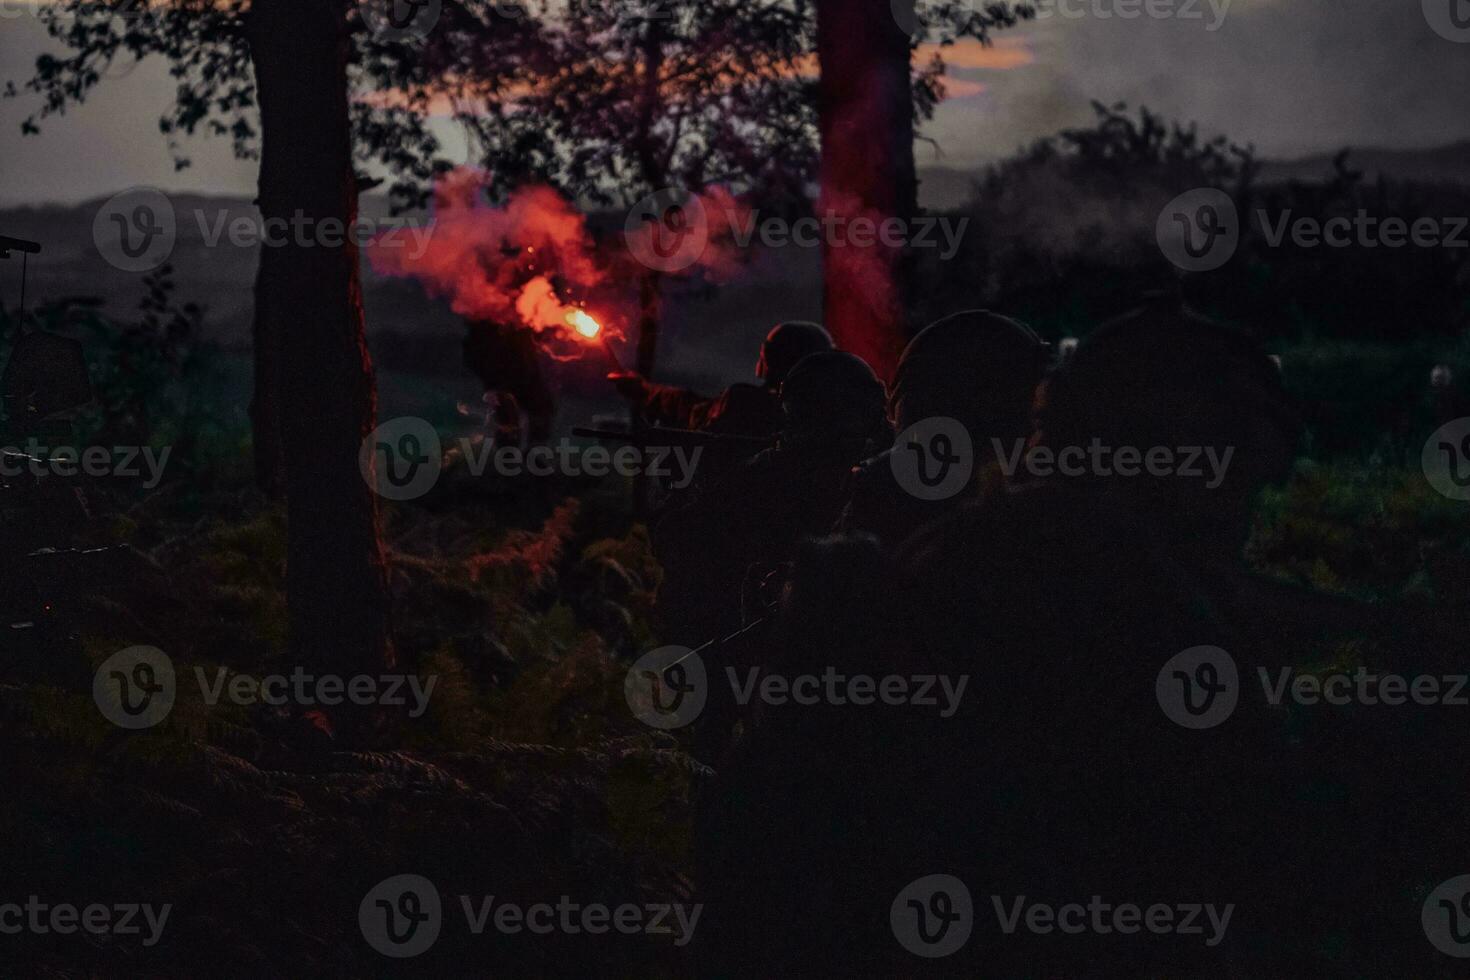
[354,37,1029,116]
[941,79,987,99]
[920,37,1033,71]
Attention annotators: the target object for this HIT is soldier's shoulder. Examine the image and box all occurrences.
[707,383,781,437]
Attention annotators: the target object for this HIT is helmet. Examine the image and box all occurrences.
[887,310,1050,436]
[756,321,834,386]
[778,351,887,444]
[1035,296,1302,551]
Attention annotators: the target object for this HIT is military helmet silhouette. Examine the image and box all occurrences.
[1038,297,1300,483]
[756,321,834,387]
[888,310,1050,435]
[778,350,886,443]
[1035,296,1302,553]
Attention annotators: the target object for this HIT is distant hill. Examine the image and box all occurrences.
[918,140,1470,210]
[1255,140,1470,187]
[0,193,816,395]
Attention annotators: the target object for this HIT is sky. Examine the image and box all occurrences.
[2,0,1469,206]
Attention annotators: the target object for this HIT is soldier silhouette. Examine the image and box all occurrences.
[841,309,1051,547]
[613,320,833,440]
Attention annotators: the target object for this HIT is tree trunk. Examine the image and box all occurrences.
[815,0,917,381]
[250,244,285,499]
[246,0,393,689]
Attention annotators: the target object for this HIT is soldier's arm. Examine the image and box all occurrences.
[640,382,717,430]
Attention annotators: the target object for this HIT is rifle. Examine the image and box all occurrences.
[572,425,772,451]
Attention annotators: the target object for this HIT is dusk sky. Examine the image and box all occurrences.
[2,0,1468,206]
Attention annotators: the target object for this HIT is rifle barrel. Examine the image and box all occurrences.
[572,425,770,448]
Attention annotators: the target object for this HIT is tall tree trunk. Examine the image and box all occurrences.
[250,245,285,499]
[246,0,393,689]
[815,0,917,381]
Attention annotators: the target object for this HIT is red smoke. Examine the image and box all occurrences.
[366,169,625,359]
[367,169,757,364]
